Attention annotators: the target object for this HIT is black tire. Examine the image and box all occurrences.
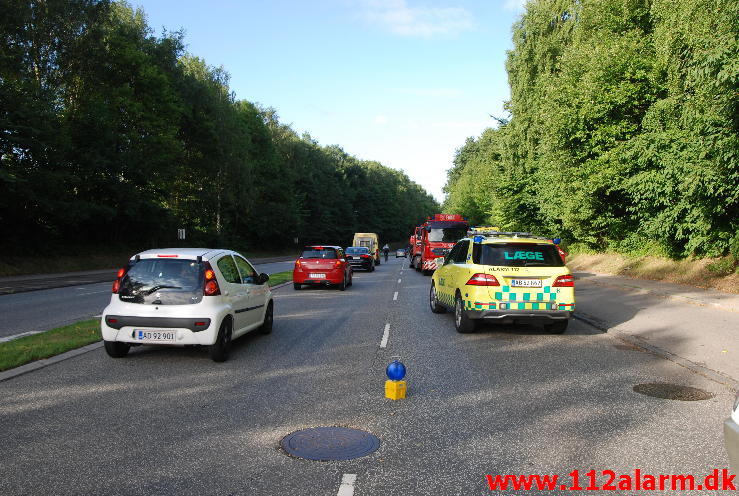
[259,301,273,334]
[347,272,353,286]
[454,294,476,333]
[429,283,446,314]
[209,319,232,362]
[293,282,301,290]
[422,269,433,276]
[104,340,130,358]
[339,274,347,291]
[370,263,375,272]
[414,256,421,272]
[545,319,568,334]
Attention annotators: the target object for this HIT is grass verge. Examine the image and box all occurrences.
[568,252,739,294]
[0,319,100,372]
[267,270,292,287]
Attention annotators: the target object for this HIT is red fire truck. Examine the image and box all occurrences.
[409,214,469,274]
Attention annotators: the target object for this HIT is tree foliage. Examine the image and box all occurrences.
[444,0,738,257]
[0,1,438,253]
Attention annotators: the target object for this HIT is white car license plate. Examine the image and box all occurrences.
[309,273,326,279]
[511,279,542,288]
[136,330,176,342]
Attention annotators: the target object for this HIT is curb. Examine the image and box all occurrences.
[0,341,103,383]
[573,313,739,392]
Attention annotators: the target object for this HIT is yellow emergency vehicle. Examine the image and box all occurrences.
[429,230,574,333]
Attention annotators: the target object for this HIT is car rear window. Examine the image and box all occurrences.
[118,259,203,305]
[301,248,338,259]
[474,243,564,267]
[345,247,369,255]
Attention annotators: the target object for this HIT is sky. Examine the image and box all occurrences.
[132,0,527,202]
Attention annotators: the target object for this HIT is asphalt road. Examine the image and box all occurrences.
[0,260,297,340]
[0,256,734,495]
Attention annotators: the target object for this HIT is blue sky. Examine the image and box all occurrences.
[133,0,526,202]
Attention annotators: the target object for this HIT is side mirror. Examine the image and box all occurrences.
[257,273,270,285]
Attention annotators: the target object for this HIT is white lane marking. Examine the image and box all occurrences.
[0,330,44,343]
[393,291,398,301]
[397,278,401,284]
[337,474,357,496]
[77,290,109,296]
[380,323,390,348]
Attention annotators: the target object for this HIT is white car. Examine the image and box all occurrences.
[101,248,273,362]
[725,392,739,473]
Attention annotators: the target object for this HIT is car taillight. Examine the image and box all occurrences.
[553,275,574,287]
[465,273,500,286]
[203,262,221,296]
[335,260,342,267]
[295,259,302,267]
[360,254,370,259]
[112,266,127,293]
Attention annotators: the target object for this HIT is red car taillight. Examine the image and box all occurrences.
[360,254,370,259]
[203,262,221,296]
[335,260,342,267]
[112,267,126,293]
[295,259,302,268]
[465,273,500,286]
[553,275,574,287]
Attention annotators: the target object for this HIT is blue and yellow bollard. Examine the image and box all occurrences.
[385,359,406,400]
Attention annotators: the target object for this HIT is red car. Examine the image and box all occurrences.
[293,246,353,291]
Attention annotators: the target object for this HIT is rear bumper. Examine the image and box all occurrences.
[466,308,572,322]
[348,260,372,270]
[725,417,739,473]
[100,317,219,345]
[293,270,344,284]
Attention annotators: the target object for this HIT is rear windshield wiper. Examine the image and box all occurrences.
[141,285,181,295]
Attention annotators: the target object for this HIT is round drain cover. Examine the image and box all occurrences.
[280,427,380,461]
[633,382,714,401]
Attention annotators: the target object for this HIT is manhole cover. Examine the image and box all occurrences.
[633,383,714,401]
[280,427,380,461]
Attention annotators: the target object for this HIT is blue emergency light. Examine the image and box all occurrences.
[386,360,406,381]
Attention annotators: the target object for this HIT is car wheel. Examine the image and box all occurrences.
[259,301,273,334]
[429,283,446,314]
[104,340,130,358]
[293,282,301,290]
[348,272,353,286]
[209,319,232,362]
[339,275,347,291]
[545,319,568,334]
[422,269,433,276]
[454,294,476,333]
[370,262,375,272]
[414,256,422,272]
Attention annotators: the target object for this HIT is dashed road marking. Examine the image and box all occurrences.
[393,291,398,301]
[337,474,357,496]
[397,278,401,284]
[380,323,390,348]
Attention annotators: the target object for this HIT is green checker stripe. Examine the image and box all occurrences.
[495,285,557,303]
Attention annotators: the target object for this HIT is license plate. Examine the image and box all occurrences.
[511,279,542,288]
[309,273,326,279]
[136,330,176,342]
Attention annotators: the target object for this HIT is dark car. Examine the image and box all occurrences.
[345,246,375,272]
[293,246,353,290]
